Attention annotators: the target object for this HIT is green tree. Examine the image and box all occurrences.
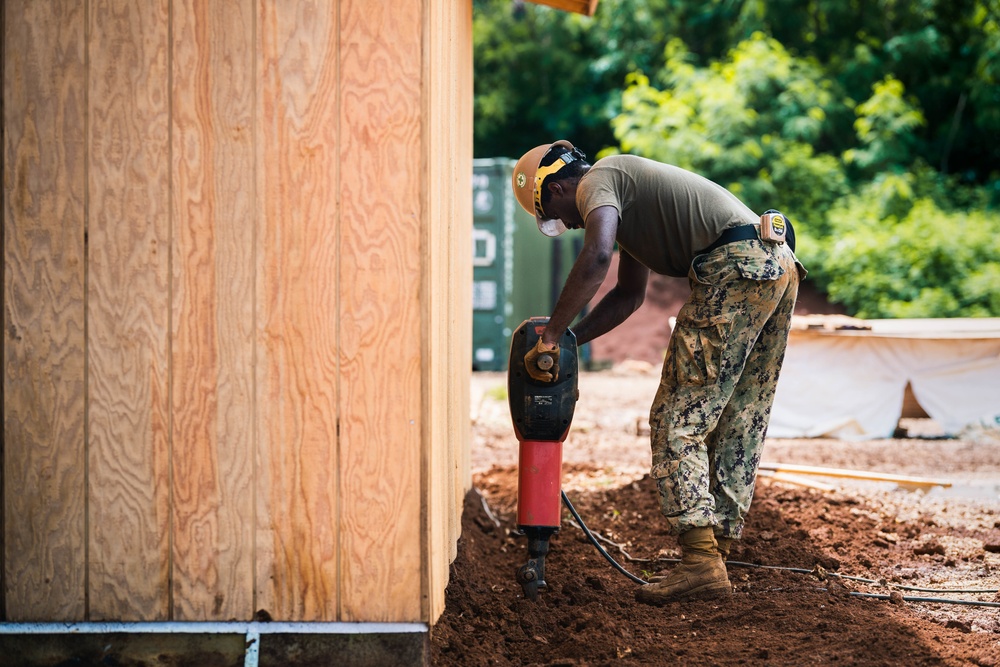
[474,0,1000,183]
[801,183,1000,318]
[474,1,606,156]
[611,35,851,221]
[609,33,1000,317]
[843,76,925,176]
[474,0,1000,317]
[655,0,1000,184]
[473,0,684,157]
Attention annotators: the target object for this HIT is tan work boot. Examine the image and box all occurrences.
[636,527,732,605]
[647,533,735,583]
[716,536,733,561]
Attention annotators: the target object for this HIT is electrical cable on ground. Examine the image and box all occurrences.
[846,592,1000,607]
[737,561,1000,595]
[561,490,646,586]
[560,491,1000,609]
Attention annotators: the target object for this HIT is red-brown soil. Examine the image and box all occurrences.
[432,269,1000,665]
[431,464,1000,666]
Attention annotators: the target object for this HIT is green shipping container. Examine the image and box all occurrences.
[472,159,582,370]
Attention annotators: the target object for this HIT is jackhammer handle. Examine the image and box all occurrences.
[536,353,554,371]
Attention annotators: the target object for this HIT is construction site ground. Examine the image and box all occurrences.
[431,274,999,665]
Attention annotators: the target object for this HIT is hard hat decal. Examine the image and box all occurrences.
[516,172,527,188]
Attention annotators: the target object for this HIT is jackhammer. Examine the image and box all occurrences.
[507,317,579,600]
[508,317,648,600]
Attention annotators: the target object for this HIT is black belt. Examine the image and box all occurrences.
[698,224,759,255]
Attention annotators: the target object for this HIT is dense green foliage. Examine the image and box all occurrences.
[799,176,1000,317]
[473,0,1000,318]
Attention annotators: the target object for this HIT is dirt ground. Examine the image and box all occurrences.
[431,276,1000,666]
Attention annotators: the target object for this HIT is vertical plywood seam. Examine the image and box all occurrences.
[251,0,259,620]
[0,0,6,623]
[165,0,175,622]
[336,0,344,622]
[418,0,431,625]
[83,0,92,622]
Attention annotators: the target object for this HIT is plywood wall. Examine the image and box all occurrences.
[2,0,471,625]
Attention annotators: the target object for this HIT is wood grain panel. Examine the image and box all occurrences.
[422,0,474,623]
[2,0,88,621]
[422,0,474,622]
[447,0,473,620]
[456,0,475,550]
[422,0,447,624]
[338,0,423,622]
[170,0,255,621]
[255,0,341,622]
[87,0,172,621]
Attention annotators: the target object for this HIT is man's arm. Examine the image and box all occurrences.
[571,248,649,345]
[540,205,620,348]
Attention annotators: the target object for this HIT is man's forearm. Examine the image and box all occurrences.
[541,250,610,346]
[542,260,604,344]
[540,205,620,348]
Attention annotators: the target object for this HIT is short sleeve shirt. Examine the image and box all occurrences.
[575,155,759,277]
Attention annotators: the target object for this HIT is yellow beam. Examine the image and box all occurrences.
[759,462,952,489]
[527,0,600,17]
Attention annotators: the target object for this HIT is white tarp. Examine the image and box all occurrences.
[768,318,1000,439]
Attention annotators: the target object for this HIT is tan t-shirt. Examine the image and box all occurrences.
[575,155,758,277]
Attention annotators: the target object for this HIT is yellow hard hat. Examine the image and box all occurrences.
[512,140,577,237]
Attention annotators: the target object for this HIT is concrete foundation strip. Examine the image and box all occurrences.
[0,622,428,667]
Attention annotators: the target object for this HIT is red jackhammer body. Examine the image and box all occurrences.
[508,317,579,600]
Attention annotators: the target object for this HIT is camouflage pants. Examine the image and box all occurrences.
[649,238,803,539]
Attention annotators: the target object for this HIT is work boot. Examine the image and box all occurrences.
[636,527,732,605]
[646,533,735,582]
[716,536,733,561]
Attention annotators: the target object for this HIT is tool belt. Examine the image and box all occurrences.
[698,224,760,255]
[699,210,796,254]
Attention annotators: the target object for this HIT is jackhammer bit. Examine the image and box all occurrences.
[515,531,554,601]
[507,317,579,600]
[516,562,542,601]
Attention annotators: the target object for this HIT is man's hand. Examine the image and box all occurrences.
[524,338,560,383]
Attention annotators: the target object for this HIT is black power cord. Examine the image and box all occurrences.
[561,490,646,585]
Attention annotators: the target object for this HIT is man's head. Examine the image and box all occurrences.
[512,141,590,236]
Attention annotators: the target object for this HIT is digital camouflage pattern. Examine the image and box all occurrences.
[649,238,804,539]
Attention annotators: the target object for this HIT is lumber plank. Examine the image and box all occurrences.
[421,0,474,624]
[170,0,255,621]
[758,462,952,488]
[255,0,341,622]
[456,0,474,538]
[422,0,447,623]
[338,0,424,622]
[758,471,837,492]
[87,0,172,621]
[456,0,474,540]
[527,0,600,16]
[2,0,88,621]
[452,0,474,577]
